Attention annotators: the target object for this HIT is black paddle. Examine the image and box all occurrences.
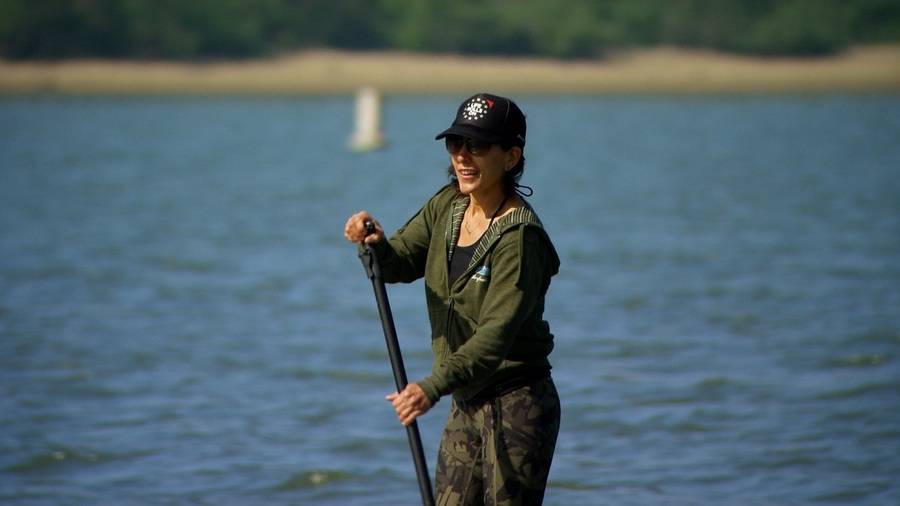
[358,221,435,506]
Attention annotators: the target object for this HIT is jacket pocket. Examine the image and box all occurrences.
[425,281,447,341]
[447,307,476,351]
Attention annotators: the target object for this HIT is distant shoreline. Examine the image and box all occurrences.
[2,45,899,95]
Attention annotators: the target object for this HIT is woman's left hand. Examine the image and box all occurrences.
[386,383,433,426]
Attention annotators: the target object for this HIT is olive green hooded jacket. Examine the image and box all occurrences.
[370,184,560,404]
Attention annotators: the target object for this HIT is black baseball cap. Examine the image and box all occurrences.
[435,93,526,148]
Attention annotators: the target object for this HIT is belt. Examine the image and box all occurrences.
[462,368,550,406]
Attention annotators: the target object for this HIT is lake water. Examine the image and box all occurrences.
[1,95,899,505]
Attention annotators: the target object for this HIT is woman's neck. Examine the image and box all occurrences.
[467,189,507,219]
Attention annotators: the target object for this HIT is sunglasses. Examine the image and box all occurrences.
[444,136,495,156]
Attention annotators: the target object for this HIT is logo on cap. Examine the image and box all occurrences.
[462,97,495,121]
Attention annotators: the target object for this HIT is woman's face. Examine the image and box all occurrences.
[447,138,521,198]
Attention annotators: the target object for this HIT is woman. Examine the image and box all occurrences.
[344,93,561,505]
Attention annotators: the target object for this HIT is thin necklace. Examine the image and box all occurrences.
[464,194,508,235]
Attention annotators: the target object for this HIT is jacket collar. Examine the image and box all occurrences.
[446,194,544,269]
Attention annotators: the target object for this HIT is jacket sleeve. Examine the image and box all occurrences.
[418,225,548,401]
[364,193,437,284]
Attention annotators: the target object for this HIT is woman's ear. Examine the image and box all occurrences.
[506,146,522,170]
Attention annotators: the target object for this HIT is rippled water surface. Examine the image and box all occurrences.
[2,96,899,505]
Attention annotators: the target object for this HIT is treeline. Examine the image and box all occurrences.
[2,0,900,60]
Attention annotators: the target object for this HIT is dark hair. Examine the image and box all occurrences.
[446,144,526,197]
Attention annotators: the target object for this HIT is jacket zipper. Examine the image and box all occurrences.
[445,297,455,348]
[445,220,508,348]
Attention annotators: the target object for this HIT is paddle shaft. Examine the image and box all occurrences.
[359,222,435,506]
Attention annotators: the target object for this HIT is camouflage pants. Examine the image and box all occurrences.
[435,377,560,506]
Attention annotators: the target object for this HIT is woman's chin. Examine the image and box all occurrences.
[457,180,478,194]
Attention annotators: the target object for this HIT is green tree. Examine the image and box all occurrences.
[2,0,900,60]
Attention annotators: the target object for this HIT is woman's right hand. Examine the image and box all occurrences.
[344,210,384,244]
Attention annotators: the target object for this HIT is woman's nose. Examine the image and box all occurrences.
[453,148,473,161]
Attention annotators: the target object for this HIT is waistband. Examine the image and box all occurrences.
[458,367,551,406]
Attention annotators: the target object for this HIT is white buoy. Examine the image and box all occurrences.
[348,86,386,151]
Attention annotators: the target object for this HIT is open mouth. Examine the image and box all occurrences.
[457,168,479,179]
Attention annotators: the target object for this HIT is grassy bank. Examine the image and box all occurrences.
[2,45,899,95]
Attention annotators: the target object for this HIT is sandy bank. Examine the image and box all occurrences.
[2,46,899,95]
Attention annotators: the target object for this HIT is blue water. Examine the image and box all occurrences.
[1,95,899,505]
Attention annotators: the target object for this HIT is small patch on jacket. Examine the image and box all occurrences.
[471,266,490,283]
